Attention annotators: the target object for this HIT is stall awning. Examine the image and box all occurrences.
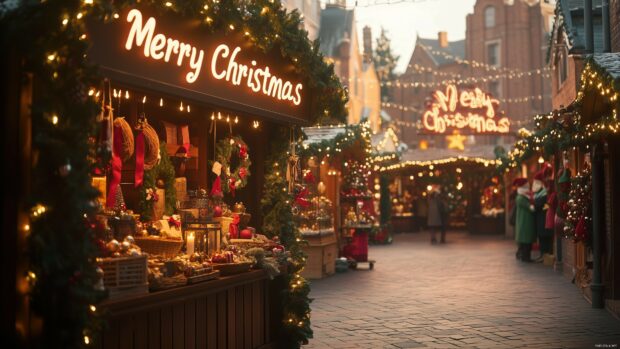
[381,144,503,172]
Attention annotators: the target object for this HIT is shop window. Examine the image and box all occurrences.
[485,6,496,28]
[486,41,500,67]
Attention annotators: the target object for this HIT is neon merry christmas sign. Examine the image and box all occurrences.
[422,84,510,134]
[123,9,303,106]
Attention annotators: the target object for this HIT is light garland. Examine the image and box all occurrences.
[380,156,500,172]
[496,56,620,171]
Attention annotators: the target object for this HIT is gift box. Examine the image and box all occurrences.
[175,177,188,202]
[153,215,183,239]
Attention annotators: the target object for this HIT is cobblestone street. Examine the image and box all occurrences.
[308,232,620,349]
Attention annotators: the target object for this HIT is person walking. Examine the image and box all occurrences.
[427,188,442,244]
[533,171,550,262]
[514,178,536,262]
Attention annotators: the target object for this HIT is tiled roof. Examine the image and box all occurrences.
[552,0,603,54]
[416,37,466,66]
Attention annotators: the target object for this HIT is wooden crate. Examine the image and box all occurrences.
[301,233,337,279]
[98,255,148,300]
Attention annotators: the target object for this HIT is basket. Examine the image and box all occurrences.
[134,236,183,257]
[212,262,252,276]
[98,255,148,300]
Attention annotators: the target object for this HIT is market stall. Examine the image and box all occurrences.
[4,1,348,348]
[380,145,505,234]
[301,124,376,270]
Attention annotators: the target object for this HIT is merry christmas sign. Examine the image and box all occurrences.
[422,84,510,134]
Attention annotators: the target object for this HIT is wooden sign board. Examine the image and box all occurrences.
[87,6,312,125]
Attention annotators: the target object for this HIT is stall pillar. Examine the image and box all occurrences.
[591,143,605,308]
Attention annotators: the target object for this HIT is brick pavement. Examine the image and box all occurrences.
[307,232,620,349]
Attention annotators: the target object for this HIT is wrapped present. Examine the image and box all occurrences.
[175,177,188,202]
[153,215,182,239]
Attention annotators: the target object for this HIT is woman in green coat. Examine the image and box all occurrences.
[514,178,536,262]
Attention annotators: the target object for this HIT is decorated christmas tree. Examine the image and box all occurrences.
[373,28,399,101]
[564,163,592,243]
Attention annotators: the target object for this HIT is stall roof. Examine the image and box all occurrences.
[371,127,407,155]
[302,126,347,144]
[380,144,502,172]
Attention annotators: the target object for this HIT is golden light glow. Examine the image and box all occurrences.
[446,132,466,151]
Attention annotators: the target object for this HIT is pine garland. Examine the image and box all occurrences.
[139,141,176,221]
[261,129,312,348]
[564,164,592,244]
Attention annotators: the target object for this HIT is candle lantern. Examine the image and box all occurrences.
[184,221,221,256]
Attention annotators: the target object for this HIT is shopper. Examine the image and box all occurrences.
[533,171,550,262]
[427,188,442,244]
[514,178,536,262]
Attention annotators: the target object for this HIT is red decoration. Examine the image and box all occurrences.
[240,229,252,239]
[229,214,241,239]
[295,187,311,208]
[303,170,315,184]
[229,178,236,197]
[106,125,123,208]
[168,216,181,228]
[213,205,223,217]
[575,216,587,241]
[211,176,222,197]
[239,167,247,179]
[134,130,145,187]
[239,144,248,159]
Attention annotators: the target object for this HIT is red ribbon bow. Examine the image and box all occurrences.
[168,216,181,228]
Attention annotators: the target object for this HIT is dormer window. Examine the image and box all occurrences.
[485,6,496,28]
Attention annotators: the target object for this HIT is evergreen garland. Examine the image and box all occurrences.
[3,0,347,347]
[139,141,176,221]
[261,129,312,348]
[563,164,592,244]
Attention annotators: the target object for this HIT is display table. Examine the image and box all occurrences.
[300,229,338,279]
[468,214,505,235]
[97,270,276,349]
[391,214,420,233]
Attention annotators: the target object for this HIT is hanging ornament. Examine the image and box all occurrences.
[58,162,72,177]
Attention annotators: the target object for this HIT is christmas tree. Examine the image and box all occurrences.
[373,28,400,101]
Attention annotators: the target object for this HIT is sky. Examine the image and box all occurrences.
[351,0,477,72]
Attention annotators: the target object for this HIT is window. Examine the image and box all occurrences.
[484,6,496,28]
[557,50,568,88]
[486,41,500,67]
[490,81,502,98]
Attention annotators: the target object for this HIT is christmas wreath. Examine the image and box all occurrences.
[213,136,251,196]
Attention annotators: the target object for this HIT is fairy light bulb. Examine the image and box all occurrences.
[159,98,163,107]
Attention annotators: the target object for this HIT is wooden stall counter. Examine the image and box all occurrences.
[97,270,277,349]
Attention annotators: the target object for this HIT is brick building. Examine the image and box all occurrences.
[391,0,556,148]
[319,4,382,131]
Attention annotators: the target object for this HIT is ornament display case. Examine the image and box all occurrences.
[296,163,338,279]
[339,160,376,268]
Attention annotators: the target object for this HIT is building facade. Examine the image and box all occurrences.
[319,5,382,131]
[391,0,556,148]
[280,0,322,40]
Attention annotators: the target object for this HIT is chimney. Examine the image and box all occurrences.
[363,26,373,62]
[438,31,448,48]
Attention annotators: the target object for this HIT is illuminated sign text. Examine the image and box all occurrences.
[422,84,510,134]
[211,44,303,105]
[123,9,303,106]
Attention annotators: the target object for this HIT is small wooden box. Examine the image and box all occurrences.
[98,255,148,300]
[301,231,337,279]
